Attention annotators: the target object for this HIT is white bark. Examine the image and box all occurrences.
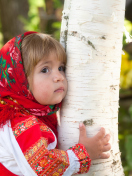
[59,0,126,175]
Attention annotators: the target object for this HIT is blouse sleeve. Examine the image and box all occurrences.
[11,115,91,176]
[63,144,91,175]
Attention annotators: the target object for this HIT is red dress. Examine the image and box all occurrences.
[0,112,91,176]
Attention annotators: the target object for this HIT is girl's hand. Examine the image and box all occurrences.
[78,123,111,160]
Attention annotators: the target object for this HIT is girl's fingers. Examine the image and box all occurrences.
[103,143,111,152]
[103,134,110,144]
[96,127,105,139]
[79,123,87,137]
[99,152,110,159]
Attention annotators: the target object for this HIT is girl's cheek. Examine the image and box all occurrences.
[39,85,51,98]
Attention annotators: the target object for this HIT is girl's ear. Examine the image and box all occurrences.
[27,76,32,92]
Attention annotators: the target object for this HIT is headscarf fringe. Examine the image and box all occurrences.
[0,104,20,127]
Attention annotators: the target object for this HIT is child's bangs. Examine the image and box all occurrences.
[41,37,67,65]
[22,33,67,77]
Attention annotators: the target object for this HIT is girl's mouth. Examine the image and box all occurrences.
[54,87,64,92]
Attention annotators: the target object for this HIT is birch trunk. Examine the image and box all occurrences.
[58,0,126,175]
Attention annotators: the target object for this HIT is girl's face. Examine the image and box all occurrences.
[28,53,68,105]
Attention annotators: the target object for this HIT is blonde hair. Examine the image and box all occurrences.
[21,33,67,77]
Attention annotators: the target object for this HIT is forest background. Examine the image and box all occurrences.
[0,0,132,175]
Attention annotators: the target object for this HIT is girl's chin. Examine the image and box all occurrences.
[51,99,63,105]
[39,97,64,106]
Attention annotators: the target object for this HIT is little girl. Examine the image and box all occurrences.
[0,31,111,176]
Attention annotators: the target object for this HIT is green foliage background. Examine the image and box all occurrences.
[0,0,63,48]
[119,19,132,176]
[20,0,45,32]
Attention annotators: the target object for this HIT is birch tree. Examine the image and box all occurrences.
[58,0,126,175]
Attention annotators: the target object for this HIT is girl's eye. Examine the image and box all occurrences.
[58,66,66,72]
[41,68,49,73]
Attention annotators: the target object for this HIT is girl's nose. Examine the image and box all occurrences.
[53,71,64,82]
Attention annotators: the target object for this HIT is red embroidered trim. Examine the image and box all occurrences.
[24,138,48,161]
[24,138,69,175]
[12,117,70,175]
[13,116,53,139]
[13,116,39,138]
[69,143,91,174]
[40,125,51,132]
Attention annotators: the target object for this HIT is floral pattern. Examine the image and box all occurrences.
[69,144,91,174]
[12,116,70,175]
[40,125,51,132]
[31,148,69,175]
[13,116,53,138]
[24,138,48,161]
[0,55,15,87]
[12,115,91,176]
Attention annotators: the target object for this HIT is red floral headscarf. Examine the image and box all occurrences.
[0,31,61,132]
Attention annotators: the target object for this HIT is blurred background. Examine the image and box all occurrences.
[0,0,132,175]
